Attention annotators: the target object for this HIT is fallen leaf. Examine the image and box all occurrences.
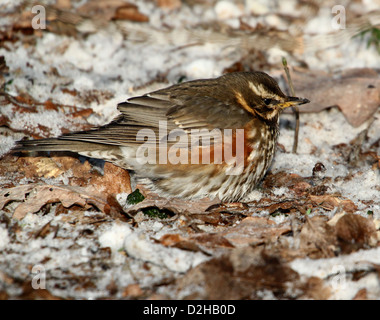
[29,157,64,178]
[353,288,368,300]
[113,4,149,22]
[300,276,331,300]
[122,283,144,298]
[19,282,63,300]
[175,246,300,299]
[262,171,312,196]
[308,195,357,213]
[0,184,126,220]
[335,213,377,253]
[125,196,219,216]
[159,233,185,246]
[288,68,380,127]
[221,216,291,247]
[86,162,132,196]
[299,216,338,258]
[33,221,59,239]
[77,0,148,22]
[160,232,233,253]
[261,200,299,215]
[155,0,182,10]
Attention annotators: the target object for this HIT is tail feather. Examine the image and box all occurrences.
[13,137,132,169]
[13,138,109,154]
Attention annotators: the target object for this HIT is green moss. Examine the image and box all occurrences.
[126,189,145,205]
[126,189,169,219]
[142,207,169,219]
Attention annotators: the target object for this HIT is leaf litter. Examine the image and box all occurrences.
[0,0,379,300]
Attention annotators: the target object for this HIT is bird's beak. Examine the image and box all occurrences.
[279,96,310,109]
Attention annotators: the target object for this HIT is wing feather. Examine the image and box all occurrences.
[55,79,252,148]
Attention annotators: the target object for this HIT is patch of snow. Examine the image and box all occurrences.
[123,228,209,273]
[0,225,10,251]
[290,247,380,299]
[98,221,132,253]
[0,136,15,157]
[215,1,243,20]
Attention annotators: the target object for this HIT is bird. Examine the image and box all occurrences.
[14,71,309,202]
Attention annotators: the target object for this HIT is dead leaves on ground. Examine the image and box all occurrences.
[174,246,329,300]
[1,158,379,300]
[170,212,378,299]
[0,184,126,220]
[160,213,379,257]
[2,150,376,259]
[0,155,130,220]
[0,91,93,139]
[1,142,379,299]
[0,0,149,40]
[287,68,380,127]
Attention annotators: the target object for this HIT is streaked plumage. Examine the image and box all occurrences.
[14,71,309,202]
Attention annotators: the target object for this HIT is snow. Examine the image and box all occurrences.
[98,221,132,253]
[0,225,10,250]
[0,136,15,156]
[290,247,380,299]
[123,228,208,273]
[215,1,243,20]
[0,0,379,300]
[99,219,208,273]
[273,108,380,216]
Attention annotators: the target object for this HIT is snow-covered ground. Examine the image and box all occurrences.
[0,0,379,299]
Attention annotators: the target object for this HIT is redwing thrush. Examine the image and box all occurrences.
[14,71,309,202]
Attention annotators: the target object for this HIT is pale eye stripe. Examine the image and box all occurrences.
[248,82,282,101]
[248,81,264,97]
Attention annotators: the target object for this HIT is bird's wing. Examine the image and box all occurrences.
[57,86,252,148]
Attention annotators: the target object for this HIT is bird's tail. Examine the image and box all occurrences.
[13,137,108,154]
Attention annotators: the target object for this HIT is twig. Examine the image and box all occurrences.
[282,57,299,154]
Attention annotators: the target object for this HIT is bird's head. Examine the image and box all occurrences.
[228,71,310,121]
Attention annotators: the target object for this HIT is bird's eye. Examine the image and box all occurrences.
[263,98,272,105]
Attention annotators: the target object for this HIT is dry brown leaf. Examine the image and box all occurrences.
[288,68,380,127]
[29,157,64,178]
[159,233,185,246]
[262,171,312,196]
[300,276,331,300]
[0,184,34,210]
[122,283,144,298]
[19,282,63,300]
[155,0,182,10]
[221,216,291,247]
[335,213,377,252]
[299,216,338,258]
[308,195,357,213]
[77,0,148,22]
[113,4,149,22]
[125,196,219,216]
[353,288,368,300]
[33,221,59,239]
[190,233,234,249]
[12,155,131,196]
[0,184,125,220]
[160,232,234,252]
[175,246,300,299]
[86,162,132,196]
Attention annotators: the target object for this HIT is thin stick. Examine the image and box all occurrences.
[282,57,299,154]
